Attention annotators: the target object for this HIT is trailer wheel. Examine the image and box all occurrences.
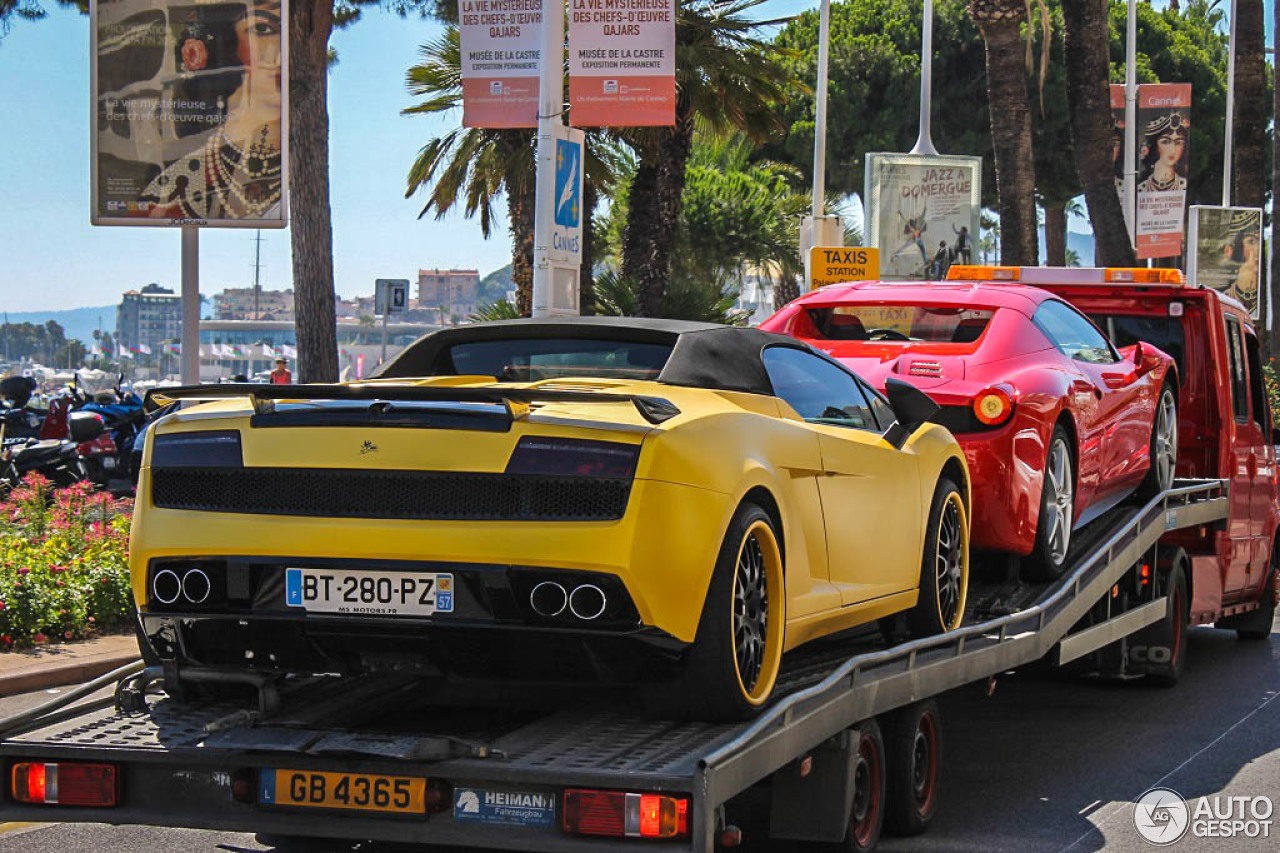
[1144,560,1189,688]
[1228,563,1277,641]
[883,699,941,837]
[801,718,886,852]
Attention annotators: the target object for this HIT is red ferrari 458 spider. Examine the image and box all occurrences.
[760,281,1178,579]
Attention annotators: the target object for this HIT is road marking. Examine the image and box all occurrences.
[1060,687,1280,851]
[0,822,44,836]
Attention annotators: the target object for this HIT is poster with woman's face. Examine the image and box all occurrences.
[1134,83,1191,259]
[92,0,288,227]
[1187,206,1264,318]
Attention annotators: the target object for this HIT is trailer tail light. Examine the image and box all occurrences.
[563,789,690,839]
[11,762,118,807]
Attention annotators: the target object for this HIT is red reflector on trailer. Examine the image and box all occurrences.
[563,789,690,839]
[11,762,118,807]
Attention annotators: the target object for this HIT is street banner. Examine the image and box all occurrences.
[91,0,289,227]
[1135,83,1191,259]
[458,0,543,128]
[1110,84,1125,205]
[864,153,982,281]
[1187,206,1263,318]
[568,0,676,126]
[810,247,880,288]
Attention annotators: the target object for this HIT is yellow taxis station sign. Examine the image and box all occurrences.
[810,247,880,289]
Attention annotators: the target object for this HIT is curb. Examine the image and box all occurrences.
[0,653,142,697]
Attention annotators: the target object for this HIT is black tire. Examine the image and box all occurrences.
[800,718,887,852]
[883,699,942,837]
[907,479,969,638]
[1141,559,1189,688]
[666,502,785,721]
[1138,382,1178,501]
[1025,426,1075,581]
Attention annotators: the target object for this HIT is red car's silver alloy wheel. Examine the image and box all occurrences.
[734,532,768,694]
[1045,438,1074,565]
[1154,390,1177,491]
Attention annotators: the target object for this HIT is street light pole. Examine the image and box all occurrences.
[812,0,831,221]
[910,0,939,156]
[530,0,566,318]
[1223,0,1238,205]
[1123,0,1138,249]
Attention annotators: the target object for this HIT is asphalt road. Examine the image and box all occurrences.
[0,620,1276,853]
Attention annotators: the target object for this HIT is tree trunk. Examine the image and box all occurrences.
[508,179,535,317]
[621,97,695,317]
[1044,203,1067,267]
[1233,1,1265,210]
[774,277,800,312]
[581,179,597,315]
[970,4,1039,266]
[1062,0,1136,267]
[288,0,338,383]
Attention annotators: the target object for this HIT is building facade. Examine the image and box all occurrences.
[417,269,481,322]
[116,283,182,353]
[212,288,295,321]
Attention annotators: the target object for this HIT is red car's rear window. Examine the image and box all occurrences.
[805,305,996,344]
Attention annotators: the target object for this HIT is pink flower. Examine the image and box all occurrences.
[181,38,208,72]
[17,567,28,576]
[64,631,73,640]
[33,633,47,644]
[0,601,5,611]
[87,617,95,624]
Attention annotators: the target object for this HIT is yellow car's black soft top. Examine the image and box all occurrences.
[374,316,806,397]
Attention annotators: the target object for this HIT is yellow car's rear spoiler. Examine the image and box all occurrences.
[143,383,682,425]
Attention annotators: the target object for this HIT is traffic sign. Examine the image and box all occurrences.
[810,247,880,288]
[375,279,409,315]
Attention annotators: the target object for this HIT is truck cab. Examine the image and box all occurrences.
[946,265,1280,624]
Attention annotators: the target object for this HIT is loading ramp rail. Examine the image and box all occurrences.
[0,479,1228,852]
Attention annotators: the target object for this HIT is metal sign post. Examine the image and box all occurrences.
[531,0,580,318]
[1123,0,1138,249]
[910,0,939,157]
[180,226,200,384]
[802,0,843,291]
[375,279,409,364]
[1223,0,1238,206]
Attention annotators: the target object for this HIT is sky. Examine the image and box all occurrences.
[0,1,1271,314]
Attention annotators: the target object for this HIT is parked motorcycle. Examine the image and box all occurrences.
[1,376,103,489]
[39,376,144,490]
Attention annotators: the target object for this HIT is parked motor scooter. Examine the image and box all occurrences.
[0,376,102,489]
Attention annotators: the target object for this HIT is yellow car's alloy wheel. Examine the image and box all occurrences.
[934,492,969,632]
[731,520,784,705]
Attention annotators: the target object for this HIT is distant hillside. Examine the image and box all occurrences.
[3,306,116,345]
[478,264,514,305]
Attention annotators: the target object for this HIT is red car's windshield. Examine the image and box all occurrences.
[805,305,997,345]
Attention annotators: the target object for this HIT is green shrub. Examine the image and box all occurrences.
[0,474,133,649]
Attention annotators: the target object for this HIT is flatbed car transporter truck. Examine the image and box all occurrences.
[1,271,1276,852]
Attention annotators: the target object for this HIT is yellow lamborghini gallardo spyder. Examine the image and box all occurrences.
[133,318,970,720]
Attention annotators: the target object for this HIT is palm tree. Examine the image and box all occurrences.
[967,0,1038,266]
[618,0,794,317]
[1060,0,1135,267]
[1233,0,1266,337]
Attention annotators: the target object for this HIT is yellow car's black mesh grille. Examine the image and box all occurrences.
[150,467,632,521]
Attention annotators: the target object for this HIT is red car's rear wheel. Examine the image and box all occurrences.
[1026,427,1075,581]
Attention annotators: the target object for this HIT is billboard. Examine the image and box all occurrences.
[1135,83,1192,259]
[92,0,289,227]
[1187,206,1263,318]
[458,0,543,128]
[568,0,675,126]
[864,153,982,281]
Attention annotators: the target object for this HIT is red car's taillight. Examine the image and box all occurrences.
[973,386,1014,426]
[562,789,690,839]
[11,762,118,806]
